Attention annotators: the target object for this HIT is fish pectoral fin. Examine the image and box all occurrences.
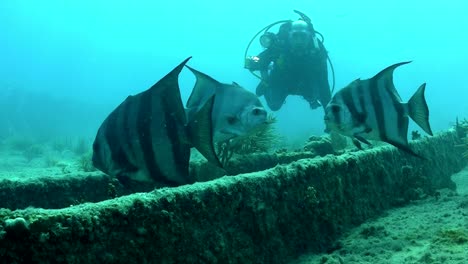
[352,138,363,150]
[354,134,372,146]
[385,139,427,160]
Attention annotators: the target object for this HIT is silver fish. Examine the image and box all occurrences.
[92,57,221,187]
[324,61,433,157]
[185,65,268,143]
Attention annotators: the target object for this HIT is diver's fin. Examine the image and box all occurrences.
[293,10,312,25]
[187,95,223,168]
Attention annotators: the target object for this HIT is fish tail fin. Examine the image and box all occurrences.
[187,95,223,168]
[408,83,433,136]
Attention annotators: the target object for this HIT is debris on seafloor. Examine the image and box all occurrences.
[411,130,422,140]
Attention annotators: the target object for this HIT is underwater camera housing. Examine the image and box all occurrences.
[244,31,278,71]
[244,56,261,70]
[259,32,277,49]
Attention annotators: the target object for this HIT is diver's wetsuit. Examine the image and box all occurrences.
[251,23,331,111]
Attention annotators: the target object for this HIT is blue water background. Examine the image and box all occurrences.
[0,1,466,144]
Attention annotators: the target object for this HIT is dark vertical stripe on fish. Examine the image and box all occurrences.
[120,99,136,166]
[104,107,134,170]
[386,77,407,142]
[369,78,387,141]
[334,93,343,126]
[136,91,164,182]
[342,86,362,126]
[357,83,367,118]
[163,106,190,184]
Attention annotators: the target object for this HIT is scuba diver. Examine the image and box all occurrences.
[244,10,334,111]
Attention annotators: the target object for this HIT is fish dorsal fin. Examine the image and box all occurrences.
[371,61,411,100]
[185,65,220,112]
[232,81,241,87]
[187,95,223,168]
[373,61,412,81]
[148,57,192,125]
[149,57,191,93]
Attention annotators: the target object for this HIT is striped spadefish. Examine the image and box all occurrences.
[336,62,411,146]
[93,57,195,186]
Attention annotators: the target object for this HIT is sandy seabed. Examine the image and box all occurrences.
[292,166,468,264]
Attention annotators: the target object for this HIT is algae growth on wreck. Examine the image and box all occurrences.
[455,118,468,159]
[1,1,468,263]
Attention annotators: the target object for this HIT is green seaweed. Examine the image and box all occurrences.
[462,138,468,159]
[51,137,74,153]
[74,137,91,156]
[23,144,44,162]
[454,117,468,159]
[78,152,97,172]
[434,228,468,245]
[44,155,60,167]
[217,115,279,166]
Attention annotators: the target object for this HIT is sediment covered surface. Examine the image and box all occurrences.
[0,131,466,263]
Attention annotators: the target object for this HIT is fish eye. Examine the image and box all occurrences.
[252,108,262,115]
[330,105,341,113]
[227,116,238,125]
